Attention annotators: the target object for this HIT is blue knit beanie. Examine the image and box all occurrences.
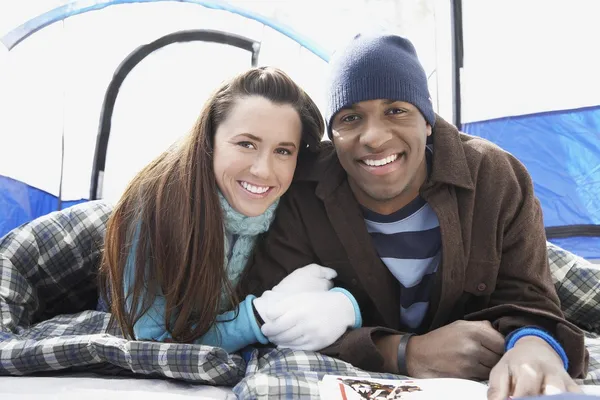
[326,34,435,138]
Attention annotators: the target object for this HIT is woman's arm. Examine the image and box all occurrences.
[130,289,266,352]
[123,242,266,352]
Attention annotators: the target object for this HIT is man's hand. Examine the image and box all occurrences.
[272,264,337,293]
[487,336,580,399]
[405,320,505,379]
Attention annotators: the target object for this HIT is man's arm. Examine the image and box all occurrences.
[319,327,407,373]
[465,149,587,378]
[335,147,588,380]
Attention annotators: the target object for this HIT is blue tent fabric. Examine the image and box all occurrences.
[463,105,600,259]
[550,237,600,261]
[0,175,86,238]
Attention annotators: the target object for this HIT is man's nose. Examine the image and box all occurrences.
[359,118,393,150]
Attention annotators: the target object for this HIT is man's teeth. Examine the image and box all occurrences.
[241,181,270,194]
[362,154,399,167]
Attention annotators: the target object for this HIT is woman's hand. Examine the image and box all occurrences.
[271,264,337,293]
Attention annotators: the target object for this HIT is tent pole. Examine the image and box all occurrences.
[90,30,258,200]
[450,0,463,128]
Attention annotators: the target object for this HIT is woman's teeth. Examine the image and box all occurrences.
[241,181,269,194]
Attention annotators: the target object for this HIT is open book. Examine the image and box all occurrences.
[319,375,488,400]
[319,375,600,400]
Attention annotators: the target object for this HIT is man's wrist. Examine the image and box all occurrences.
[397,333,415,376]
[373,333,402,374]
[506,327,569,371]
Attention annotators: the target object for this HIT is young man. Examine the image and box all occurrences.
[242,34,587,398]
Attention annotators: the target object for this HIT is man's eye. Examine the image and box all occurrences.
[387,108,406,115]
[341,114,360,123]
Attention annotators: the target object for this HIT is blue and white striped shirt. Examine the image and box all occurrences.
[362,148,441,330]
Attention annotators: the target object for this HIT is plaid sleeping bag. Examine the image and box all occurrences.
[1,202,599,399]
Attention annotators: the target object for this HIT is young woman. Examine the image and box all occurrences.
[99,67,361,353]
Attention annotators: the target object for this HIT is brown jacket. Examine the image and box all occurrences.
[240,116,588,378]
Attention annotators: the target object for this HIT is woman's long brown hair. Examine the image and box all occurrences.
[99,67,324,343]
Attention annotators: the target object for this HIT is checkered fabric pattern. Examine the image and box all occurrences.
[1,202,599,398]
[547,241,600,385]
[548,241,600,334]
[0,201,110,333]
[233,347,404,398]
[0,202,245,385]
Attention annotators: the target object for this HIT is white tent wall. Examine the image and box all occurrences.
[97,0,449,205]
[461,0,600,123]
[0,0,448,236]
[103,42,253,203]
[0,22,68,195]
[60,2,270,203]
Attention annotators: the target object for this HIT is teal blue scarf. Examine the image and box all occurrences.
[218,192,278,310]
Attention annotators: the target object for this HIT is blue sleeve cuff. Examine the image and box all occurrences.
[505,326,569,371]
[243,294,269,345]
[330,287,362,329]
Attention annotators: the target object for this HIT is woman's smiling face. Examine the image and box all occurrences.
[213,95,302,217]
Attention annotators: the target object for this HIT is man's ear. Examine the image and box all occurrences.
[426,123,432,137]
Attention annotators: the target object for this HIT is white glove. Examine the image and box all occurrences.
[253,264,337,331]
[260,288,360,351]
[271,264,337,293]
[252,290,283,325]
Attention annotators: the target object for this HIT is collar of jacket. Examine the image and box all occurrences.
[293,114,475,199]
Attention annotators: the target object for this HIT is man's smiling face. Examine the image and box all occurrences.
[330,99,432,214]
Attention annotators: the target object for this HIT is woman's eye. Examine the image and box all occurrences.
[237,141,255,149]
[276,148,292,156]
[341,114,360,123]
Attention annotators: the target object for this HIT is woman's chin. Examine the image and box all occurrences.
[229,197,273,217]
[236,204,269,217]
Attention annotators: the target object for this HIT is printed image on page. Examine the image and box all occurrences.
[319,375,488,400]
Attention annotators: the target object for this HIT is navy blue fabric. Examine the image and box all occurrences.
[396,273,437,309]
[362,196,426,223]
[326,33,435,137]
[369,229,441,259]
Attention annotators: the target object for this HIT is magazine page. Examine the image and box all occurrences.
[319,375,488,400]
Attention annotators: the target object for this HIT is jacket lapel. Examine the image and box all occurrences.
[421,183,466,329]
[420,118,473,329]
[322,179,401,329]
